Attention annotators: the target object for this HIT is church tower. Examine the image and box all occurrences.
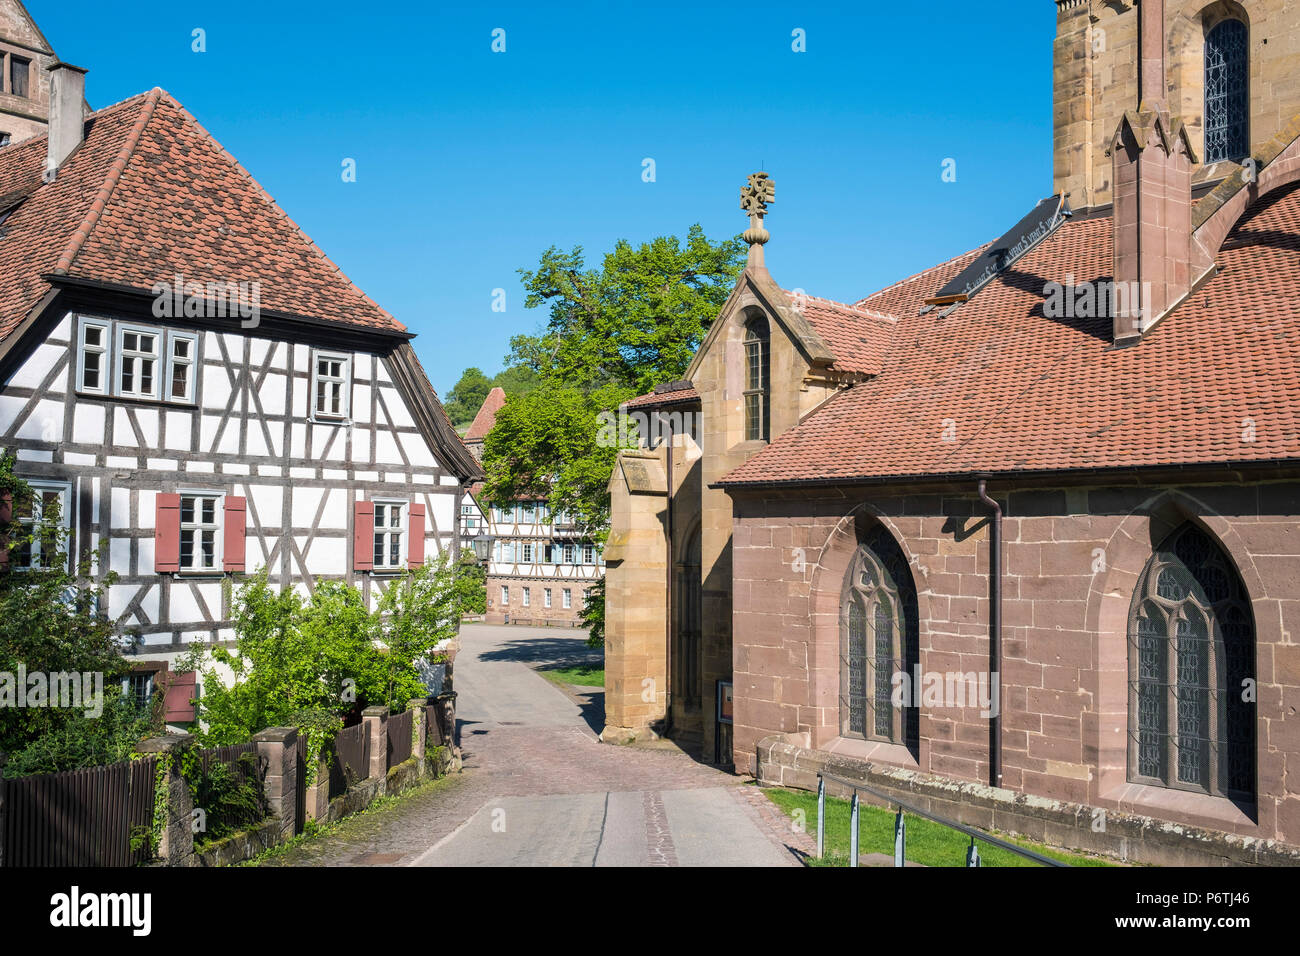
[0,0,69,146]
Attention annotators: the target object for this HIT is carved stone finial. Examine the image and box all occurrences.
[740,171,774,270]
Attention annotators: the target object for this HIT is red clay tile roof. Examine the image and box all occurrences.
[0,89,405,342]
[789,293,899,376]
[721,183,1300,486]
[464,387,506,441]
[624,384,700,409]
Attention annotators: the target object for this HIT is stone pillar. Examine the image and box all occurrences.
[601,449,669,743]
[136,733,195,866]
[253,726,298,841]
[362,706,389,785]
[435,691,458,754]
[409,698,428,766]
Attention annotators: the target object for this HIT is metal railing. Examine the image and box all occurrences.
[815,771,1069,868]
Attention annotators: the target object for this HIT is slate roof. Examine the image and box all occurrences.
[720,182,1300,486]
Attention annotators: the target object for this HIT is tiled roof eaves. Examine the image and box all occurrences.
[714,456,1300,490]
[53,89,162,275]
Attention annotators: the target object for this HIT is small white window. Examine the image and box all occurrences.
[583,543,594,564]
[522,503,535,523]
[77,319,109,393]
[500,585,509,606]
[563,543,575,564]
[372,500,405,570]
[562,588,572,609]
[312,351,351,420]
[522,542,532,563]
[12,481,70,570]
[167,331,198,403]
[544,588,552,608]
[115,325,161,400]
[522,586,530,607]
[179,493,221,572]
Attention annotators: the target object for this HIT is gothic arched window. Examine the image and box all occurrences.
[743,317,770,442]
[1128,523,1254,799]
[1204,18,1249,164]
[842,525,919,747]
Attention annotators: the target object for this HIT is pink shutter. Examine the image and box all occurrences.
[223,496,246,572]
[0,493,11,568]
[353,500,374,571]
[163,670,197,723]
[408,503,426,568]
[155,493,181,573]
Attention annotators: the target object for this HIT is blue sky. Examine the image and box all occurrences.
[32,1,1056,397]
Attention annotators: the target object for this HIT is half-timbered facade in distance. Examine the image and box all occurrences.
[0,66,480,675]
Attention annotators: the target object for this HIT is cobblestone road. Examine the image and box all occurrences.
[260,623,808,867]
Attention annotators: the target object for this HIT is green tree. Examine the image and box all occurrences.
[483,225,743,531]
[491,365,540,400]
[444,366,493,426]
[0,454,151,773]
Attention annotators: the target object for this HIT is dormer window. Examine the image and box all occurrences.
[743,316,771,442]
[1204,18,1249,164]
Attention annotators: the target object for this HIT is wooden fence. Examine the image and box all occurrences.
[334,722,369,785]
[387,709,413,767]
[2,757,157,867]
[425,704,443,747]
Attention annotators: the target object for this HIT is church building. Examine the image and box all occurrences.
[603,0,1300,865]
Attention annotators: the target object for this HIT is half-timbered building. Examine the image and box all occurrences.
[0,68,479,672]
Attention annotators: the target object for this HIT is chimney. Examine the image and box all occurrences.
[44,62,88,182]
[1108,0,1196,343]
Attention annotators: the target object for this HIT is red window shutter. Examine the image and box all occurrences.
[155,493,181,573]
[163,670,197,723]
[353,500,374,571]
[223,496,246,572]
[408,503,426,568]
[0,492,11,568]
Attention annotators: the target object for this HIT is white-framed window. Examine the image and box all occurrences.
[12,481,71,570]
[583,543,594,564]
[500,585,509,606]
[522,503,535,524]
[544,588,552,609]
[562,588,572,610]
[563,543,576,564]
[167,331,198,403]
[312,350,351,420]
[76,316,198,405]
[77,319,109,393]
[522,542,533,563]
[178,492,222,572]
[372,500,406,570]
[522,586,530,607]
[115,324,161,400]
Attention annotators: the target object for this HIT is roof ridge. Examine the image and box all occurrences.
[52,88,163,275]
[786,289,899,323]
[852,241,993,310]
[156,90,406,333]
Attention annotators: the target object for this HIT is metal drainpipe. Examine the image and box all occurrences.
[976,478,1002,790]
[663,412,674,737]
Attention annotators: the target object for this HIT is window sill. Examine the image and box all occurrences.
[1102,780,1257,831]
[823,735,920,771]
[74,390,196,410]
[309,416,351,426]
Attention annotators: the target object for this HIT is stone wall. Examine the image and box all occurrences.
[485,576,594,626]
[729,475,1300,850]
[1053,0,1300,210]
